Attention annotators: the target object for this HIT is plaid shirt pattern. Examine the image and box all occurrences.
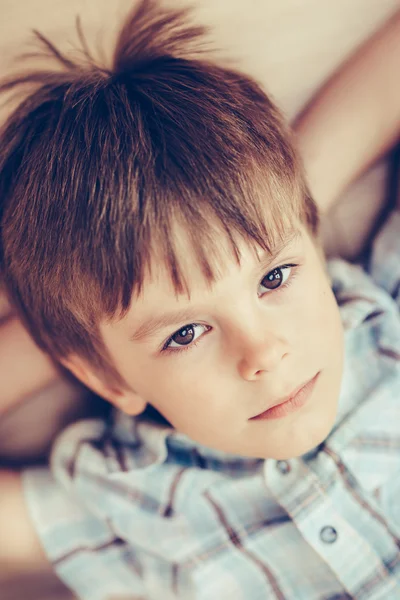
[23,212,400,600]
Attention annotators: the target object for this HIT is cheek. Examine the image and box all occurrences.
[103,326,219,427]
[130,353,219,423]
[290,263,343,351]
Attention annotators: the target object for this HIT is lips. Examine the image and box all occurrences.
[249,372,320,421]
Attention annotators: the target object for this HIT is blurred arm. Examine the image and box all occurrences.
[0,470,52,577]
[295,7,400,213]
[0,312,61,418]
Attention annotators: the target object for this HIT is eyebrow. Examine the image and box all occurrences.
[130,307,204,342]
[129,229,301,342]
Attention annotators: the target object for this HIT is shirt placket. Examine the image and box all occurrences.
[264,457,400,599]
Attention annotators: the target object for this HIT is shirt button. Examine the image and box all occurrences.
[276,460,291,475]
[320,526,338,544]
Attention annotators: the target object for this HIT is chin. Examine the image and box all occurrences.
[293,413,338,459]
[268,407,339,461]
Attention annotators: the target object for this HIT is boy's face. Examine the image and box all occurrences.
[100,221,344,460]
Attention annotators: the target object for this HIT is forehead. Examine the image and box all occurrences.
[133,174,306,294]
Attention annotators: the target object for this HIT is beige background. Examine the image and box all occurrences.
[0,1,399,598]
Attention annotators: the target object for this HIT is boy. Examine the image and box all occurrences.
[1,1,400,598]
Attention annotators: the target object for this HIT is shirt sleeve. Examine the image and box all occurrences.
[368,209,400,308]
[22,465,146,600]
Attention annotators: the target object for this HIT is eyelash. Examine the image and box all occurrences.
[161,263,299,356]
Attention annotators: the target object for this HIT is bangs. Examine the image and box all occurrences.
[97,154,305,323]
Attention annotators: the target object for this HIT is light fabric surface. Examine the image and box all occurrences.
[23,210,400,598]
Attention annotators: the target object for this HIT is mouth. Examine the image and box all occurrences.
[249,372,320,421]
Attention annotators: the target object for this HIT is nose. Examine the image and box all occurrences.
[237,328,289,381]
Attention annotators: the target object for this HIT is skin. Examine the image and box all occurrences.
[69,219,345,460]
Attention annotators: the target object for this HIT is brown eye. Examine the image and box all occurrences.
[261,267,284,290]
[164,323,210,352]
[171,325,195,346]
[259,265,293,294]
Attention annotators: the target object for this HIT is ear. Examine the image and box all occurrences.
[61,355,147,416]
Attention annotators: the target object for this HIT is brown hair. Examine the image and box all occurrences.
[0,0,318,387]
